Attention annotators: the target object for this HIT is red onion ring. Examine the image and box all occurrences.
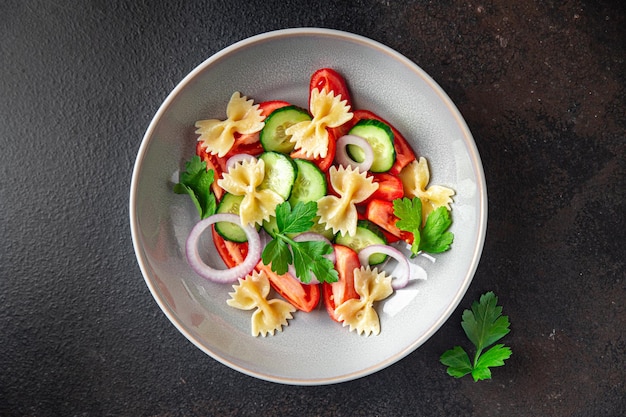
[225,153,257,170]
[185,213,261,283]
[287,232,336,285]
[358,244,410,289]
[335,134,374,172]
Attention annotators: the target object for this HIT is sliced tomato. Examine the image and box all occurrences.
[289,128,337,172]
[211,227,248,268]
[365,199,413,244]
[259,100,292,117]
[348,109,416,175]
[366,173,404,203]
[310,68,353,108]
[309,68,355,140]
[254,262,320,312]
[212,227,320,311]
[322,245,360,322]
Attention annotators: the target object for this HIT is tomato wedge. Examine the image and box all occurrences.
[255,263,320,312]
[322,245,360,322]
[365,199,413,244]
[366,172,404,203]
[211,227,248,268]
[348,109,416,175]
[310,68,353,108]
[309,68,354,140]
[211,228,320,311]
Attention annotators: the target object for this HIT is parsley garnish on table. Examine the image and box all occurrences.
[173,155,217,219]
[440,292,512,381]
[262,201,338,284]
[393,197,454,255]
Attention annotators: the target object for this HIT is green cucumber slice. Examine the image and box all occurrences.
[258,151,297,200]
[288,159,327,206]
[335,220,388,264]
[260,105,312,153]
[215,193,248,242]
[347,119,396,173]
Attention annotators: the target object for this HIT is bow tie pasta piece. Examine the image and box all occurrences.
[399,157,455,220]
[227,270,296,337]
[317,165,379,236]
[217,158,283,226]
[285,88,353,159]
[334,266,393,336]
[195,92,265,158]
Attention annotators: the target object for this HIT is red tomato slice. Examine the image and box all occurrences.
[310,68,353,108]
[348,109,417,175]
[212,227,319,312]
[211,227,248,268]
[366,172,404,203]
[322,245,360,322]
[289,128,337,173]
[365,199,413,244]
[255,263,320,312]
[309,68,355,140]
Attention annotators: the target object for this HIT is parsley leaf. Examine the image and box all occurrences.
[393,197,422,254]
[440,292,512,381]
[276,199,316,234]
[393,197,454,255]
[173,155,216,219]
[262,201,338,284]
[420,206,454,253]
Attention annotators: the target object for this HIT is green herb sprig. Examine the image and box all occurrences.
[440,291,512,381]
[173,155,216,219]
[261,201,338,284]
[393,197,454,255]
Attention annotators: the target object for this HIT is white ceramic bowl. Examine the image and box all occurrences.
[130,28,487,385]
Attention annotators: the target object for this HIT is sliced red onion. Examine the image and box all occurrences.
[358,244,410,289]
[335,134,374,172]
[225,153,257,170]
[185,213,261,284]
[287,232,336,285]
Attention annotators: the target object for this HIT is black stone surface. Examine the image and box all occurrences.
[1,1,624,416]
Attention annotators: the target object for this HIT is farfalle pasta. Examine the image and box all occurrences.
[317,165,379,236]
[285,88,352,158]
[175,68,457,338]
[334,266,393,336]
[227,270,296,337]
[195,92,265,157]
[217,158,283,226]
[399,157,455,219]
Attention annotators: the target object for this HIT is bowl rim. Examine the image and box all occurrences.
[129,27,488,385]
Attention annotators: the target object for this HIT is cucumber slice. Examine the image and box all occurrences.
[347,119,396,173]
[258,151,297,200]
[260,105,312,153]
[335,220,388,264]
[215,193,248,242]
[288,159,327,206]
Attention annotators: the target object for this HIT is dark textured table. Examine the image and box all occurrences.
[2,1,624,416]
